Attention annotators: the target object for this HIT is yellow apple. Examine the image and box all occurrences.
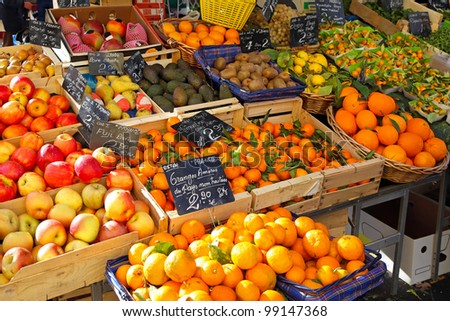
[126,211,155,239]
[54,187,83,212]
[2,231,34,252]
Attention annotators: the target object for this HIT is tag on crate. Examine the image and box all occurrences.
[124,51,146,83]
[162,156,235,215]
[171,111,234,148]
[428,0,449,11]
[29,20,61,49]
[88,52,124,76]
[408,12,431,37]
[63,65,87,104]
[290,13,319,47]
[89,120,140,158]
[315,0,346,25]
[262,0,278,22]
[381,0,403,10]
[239,28,272,53]
[57,0,90,7]
[77,95,110,131]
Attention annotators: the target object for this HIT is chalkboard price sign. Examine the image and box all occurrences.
[290,13,319,47]
[77,95,110,131]
[381,0,403,10]
[162,156,235,215]
[88,52,124,76]
[428,0,449,10]
[123,51,146,83]
[262,0,278,22]
[315,0,346,25]
[408,12,431,37]
[29,20,61,49]
[171,111,234,148]
[62,65,87,104]
[239,28,272,53]
[57,0,90,8]
[90,120,140,158]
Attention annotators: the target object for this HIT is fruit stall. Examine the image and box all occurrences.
[0,0,449,302]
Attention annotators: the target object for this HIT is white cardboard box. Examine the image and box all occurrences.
[359,192,450,285]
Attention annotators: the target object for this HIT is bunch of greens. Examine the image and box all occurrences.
[422,24,450,54]
[365,1,414,23]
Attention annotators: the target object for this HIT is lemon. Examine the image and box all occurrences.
[294,57,306,67]
[293,65,303,75]
[308,62,323,74]
[309,53,328,68]
[328,65,338,73]
[311,74,326,86]
[297,50,309,61]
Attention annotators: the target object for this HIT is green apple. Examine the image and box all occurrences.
[18,213,40,237]
[81,183,107,210]
[0,209,19,240]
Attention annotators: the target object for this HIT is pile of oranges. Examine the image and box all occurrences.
[115,209,369,301]
[335,87,448,168]
[161,20,240,49]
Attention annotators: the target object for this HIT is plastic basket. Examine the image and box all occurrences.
[194,45,306,103]
[105,255,134,301]
[200,0,256,30]
[277,248,387,301]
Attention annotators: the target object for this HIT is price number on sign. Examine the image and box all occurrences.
[124,51,146,83]
[29,20,61,48]
[239,29,272,53]
[88,52,124,76]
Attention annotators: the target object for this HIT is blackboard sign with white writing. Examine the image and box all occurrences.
[239,28,272,53]
[428,0,449,10]
[162,156,235,215]
[89,120,140,158]
[381,0,403,10]
[262,0,278,22]
[408,12,432,37]
[123,51,146,83]
[29,20,61,49]
[315,0,346,25]
[88,52,124,76]
[62,65,87,104]
[171,111,234,148]
[57,0,90,7]
[77,95,110,131]
[290,13,319,47]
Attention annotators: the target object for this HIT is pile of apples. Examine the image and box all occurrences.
[0,75,79,140]
[0,171,156,284]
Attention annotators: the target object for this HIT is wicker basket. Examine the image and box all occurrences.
[300,91,336,115]
[275,43,320,55]
[326,106,450,183]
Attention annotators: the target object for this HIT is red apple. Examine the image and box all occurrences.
[25,190,54,220]
[8,92,29,106]
[69,213,100,243]
[65,150,84,167]
[74,154,103,184]
[106,168,133,191]
[55,112,78,127]
[36,143,65,171]
[53,133,77,157]
[97,220,128,242]
[9,75,36,99]
[104,189,135,223]
[43,161,75,188]
[32,88,51,103]
[36,242,64,262]
[0,122,6,136]
[0,84,12,103]
[0,174,17,202]
[0,101,26,125]
[10,146,37,171]
[48,95,71,113]
[19,112,34,129]
[44,104,63,123]
[17,172,47,196]
[1,247,34,280]
[19,132,44,152]
[1,124,28,140]
[0,160,25,181]
[35,219,67,246]
[26,98,49,117]
[29,116,54,132]
[0,140,17,163]
[92,147,117,173]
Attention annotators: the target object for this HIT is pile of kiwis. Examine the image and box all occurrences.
[211,51,298,92]
[0,47,56,78]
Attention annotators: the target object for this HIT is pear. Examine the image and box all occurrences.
[121,112,130,119]
[106,75,120,83]
[84,84,92,95]
[95,75,110,86]
[105,100,123,120]
[111,79,139,94]
[136,109,152,117]
[121,90,137,109]
[95,83,114,104]
[119,74,133,83]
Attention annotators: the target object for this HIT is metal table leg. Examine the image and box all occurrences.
[91,282,104,301]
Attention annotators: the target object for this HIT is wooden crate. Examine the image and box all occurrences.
[312,208,349,238]
[0,177,165,301]
[349,0,443,35]
[244,97,384,212]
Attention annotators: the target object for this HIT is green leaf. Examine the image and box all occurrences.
[262,49,280,61]
[352,80,371,99]
[152,242,176,256]
[427,112,439,123]
[208,244,232,264]
[231,150,241,166]
[318,85,333,95]
[389,118,401,132]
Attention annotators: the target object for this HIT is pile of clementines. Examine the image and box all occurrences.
[161,20,240,49]
[115,208,368,301]
[335,87,448,167]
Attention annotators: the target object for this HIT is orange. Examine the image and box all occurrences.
[174,234,189,250]
[397,132,424,158]
[179,289,212,301]
[414,151,436,168]
[265,245,293,274]
[245,262,277,292]
[197,30,210,40]
[342,93,368,115]
[346,259,368,277]
[162,22,176,35]
[302,279,323,289]
[195,23,209,33]
[164,249,197,283]
[368,92,397,116]
[335,109,357,136]
[243,213,265,234]
[406,117,431,141]
[274,217,297,247]
[291,237,312,261]
[231,241,259,270]
[273,207,293,220]
[150,284,179,301]
[289,250,306,269]
[180,219,206,244]
[316,265,339,286]
[294,216,316,237]
[314,222,330,237]
[178,20,193,34]
[139,161,158,179]
[132,287,150,301]
[200,259,225,286]
[126,264,145,290]
[152,172,170,190]
[115,264,131,288]
[285,265,306,284]
[225,28,239,40]
[210,225,235,242]
[150,189,167,208]
[149,231,177,248]
[356,110,378,130]
[209,30,225,44]
[235,280,260,301]
[168,31,183,42]
[143,252,169,286]
[253,228,276,251]
[304,266,318,279]
[222,263,244,288]
[382,114,407,133]
[340,86,359,98]
[226,211,248,231]
[316,255,341,270]
[201,36,216,46]
[376,125,399,146]
[244,168,262,184]
[328,238,343,263]
[302,229,331,259]
[210,285,237,301]
[188,239,210,258]
[185,35,201,49]
[210,25,227,35]
[128,242,149,266]
[382,144,407,163]
[264,221,286,245]
[337,234,364,261]
[211,237,234,255]
[234,228,254,243]
[166,116,181,134]
[353,129,379,151]
[259,289,285,301]
[424,137,448,162]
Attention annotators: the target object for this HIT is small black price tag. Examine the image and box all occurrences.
[62,65,87,104]
[89,120,140,158]
[88,52,124,76]
[315,0,346,25]
[408,12,432,37]
[381,0,403,10]
[172,111,234,148]
[57,0,90,8]
[428,0,449,11]
[239,28,272,53]
[290,13,319,47]
[29,20,61,49]
[162,156,235,215]
[77,95,110,131]
[262,0,278,22]
[123,51,146,83]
